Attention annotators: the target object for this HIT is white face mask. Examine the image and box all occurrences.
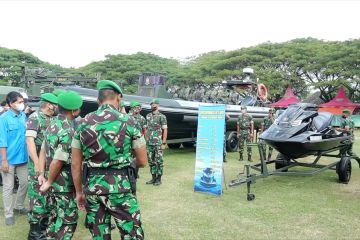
[15,103,25,112]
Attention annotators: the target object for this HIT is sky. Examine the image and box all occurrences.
[0,0,359,68]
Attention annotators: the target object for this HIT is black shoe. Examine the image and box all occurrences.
[154,175,161,186]
[14,208,29,215]
[28,223,47,240]
[146,174,156,184]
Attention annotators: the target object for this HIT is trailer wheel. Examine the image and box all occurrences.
[337,156,352,184]
[275,153,289,172]
[182,142,195,148]
[225,131,238,152]
[167,143,181,149]
[247,193,255,201]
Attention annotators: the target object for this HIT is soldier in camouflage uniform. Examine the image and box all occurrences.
[259,108,275,161]
[338,109,358,157]
[38,91,83,239]
[71,80,148,240]
[237,106,254,161]
[146,98,168,186]
[26,93,58,240]
[129,101,147,136]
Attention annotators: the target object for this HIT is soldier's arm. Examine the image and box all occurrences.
[41,159,63,192]
[26,137,39,170]
[71,135,84,196]
[133,136,148,167]
[38,141,46,175]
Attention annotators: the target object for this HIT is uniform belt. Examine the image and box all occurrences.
[87,167,129,176]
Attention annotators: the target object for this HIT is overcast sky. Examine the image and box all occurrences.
[0,0,359,68]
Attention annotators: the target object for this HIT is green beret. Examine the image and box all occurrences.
[130,101,141,108]
[58,91,83,110]
[96,80,123,95]
[151,98,160,104]
[52,89,66,97]
[343,109,351,114]
[120,100,125,107]
[40,93,58,104]
[241,106,247,110]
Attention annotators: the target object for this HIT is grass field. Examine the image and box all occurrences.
[1,132,360,239]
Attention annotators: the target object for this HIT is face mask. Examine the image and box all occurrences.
[14,103,25,112]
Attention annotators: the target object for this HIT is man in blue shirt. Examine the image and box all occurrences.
[0,91,29,226]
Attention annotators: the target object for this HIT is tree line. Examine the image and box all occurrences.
[0,37,359,102]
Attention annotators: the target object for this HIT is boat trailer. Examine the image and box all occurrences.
[229,143,360,201]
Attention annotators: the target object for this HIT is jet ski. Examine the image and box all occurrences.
[260,103,351,159]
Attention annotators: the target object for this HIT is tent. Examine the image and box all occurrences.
[270,86,300,108]
[318,86,359,114]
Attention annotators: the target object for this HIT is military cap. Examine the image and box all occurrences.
[58,91,83,110]
[52,89,66,96]
[120,100,125,107]
[342,109,351,114]
[40,93,58,104]
[130,101,141,108]
[151,98,160,104]
[96,80,123,95]
[241,106,247,110]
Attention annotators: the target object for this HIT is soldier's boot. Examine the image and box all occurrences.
[28,223,47,240]
[267,153,272,161]
[239,154,243,161]
[146,174,156,184]
[154,175,162,186]
[248,155,252,162]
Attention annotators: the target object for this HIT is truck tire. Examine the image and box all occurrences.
[225,131,238,152]
[167,143,181,149]
[275,153,289,172]
[336,156,351,184]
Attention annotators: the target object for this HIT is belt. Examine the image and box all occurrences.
[87,167,129,176]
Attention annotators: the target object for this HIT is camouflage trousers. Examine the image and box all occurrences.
[28,173,50,225]
[238,134,252,160]
[258,139,273,160]
[85,193,144,240]
[47,192,78,240]
[147,145,164,175]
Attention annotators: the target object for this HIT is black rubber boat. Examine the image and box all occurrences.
[260,103,351,159]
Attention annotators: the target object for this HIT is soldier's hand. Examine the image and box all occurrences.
[39,181,51,192]
[38,175,47,186]
[160,143,166,150]
[76,193,86,211]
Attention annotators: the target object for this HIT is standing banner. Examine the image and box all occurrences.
[194,104,226,196]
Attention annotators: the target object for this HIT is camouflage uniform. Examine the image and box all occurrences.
[129,110,147,135]
[340,117,355,156]
[72,104,145,240]
[43,114,78,239]
[26,111,53,230]
[146,111,167,177]
[260,115,275,160]
[237,113,253,161]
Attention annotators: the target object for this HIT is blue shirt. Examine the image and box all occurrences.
[0,109,28,165]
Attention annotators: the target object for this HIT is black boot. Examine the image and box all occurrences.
[28,223,47,240]
[154,175,162,186]
[146,174,156,184]
[248,155,252,162]
[239,154,243,161]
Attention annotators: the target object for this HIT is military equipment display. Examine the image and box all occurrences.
[5,67,270,152]
[229,103,360,201]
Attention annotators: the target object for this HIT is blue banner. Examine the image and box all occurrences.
[194,105,225,196]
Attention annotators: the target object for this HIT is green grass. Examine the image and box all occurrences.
[1,132,360,239]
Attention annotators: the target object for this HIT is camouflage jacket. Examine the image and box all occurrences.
[146,111,167,146]
[129,112,147,134]
[262,116,275,130]
[72,104,145,195]
[43,114,75,193]
[26,110,52,177]
[341,117,355,141]
[237,113,253,134]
